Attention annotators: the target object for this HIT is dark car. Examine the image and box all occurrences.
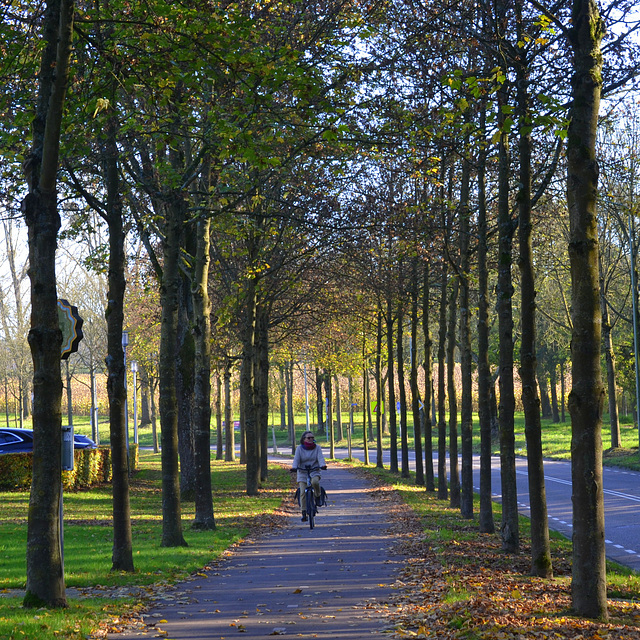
[0,428,97,455]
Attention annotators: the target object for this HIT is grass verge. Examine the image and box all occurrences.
[0,452,292,640]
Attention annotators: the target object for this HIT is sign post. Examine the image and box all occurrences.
[57,299,83,579]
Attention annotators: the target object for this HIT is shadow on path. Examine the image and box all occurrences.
[110,464,405,639]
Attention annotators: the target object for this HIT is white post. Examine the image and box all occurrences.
[131,360,138,445]
[122,331,129,465]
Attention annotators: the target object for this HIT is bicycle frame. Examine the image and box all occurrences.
[293,465,321,529]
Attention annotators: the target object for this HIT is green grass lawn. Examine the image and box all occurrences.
[0,453,292,639]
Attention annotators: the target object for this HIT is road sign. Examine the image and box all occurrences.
[57,299,84,360]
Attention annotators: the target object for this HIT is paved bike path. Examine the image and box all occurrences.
[110,465,403,639]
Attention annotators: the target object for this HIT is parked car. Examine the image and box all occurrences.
[0,428,97,455]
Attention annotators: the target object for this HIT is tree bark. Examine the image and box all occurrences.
[600,259,621,448]
[410,258,424,486]
[422,261,435,492]
[287,361,295,454]
[437,263,448,501]
[459,142,473,520]
[215,372,223,460]
[159,193,188,547]
[256,305,270,482]
[324,369,335,458]
[103,103,133,572]
[550,363,561,423]
[497,57,519,552]
[477,101,495,534]
[516,28,552,577]
[23,0,74,608]
[334,374,344,442]
[397,289,410,479]
[242,276,259,495]
[447,277,460,509]
[177,273,196,501]
[315,366,325,435]
[224,363,235,462]
[387,290,398,473]
[375,309,384,469]
[191,214,215,530]
[567,0,607,619]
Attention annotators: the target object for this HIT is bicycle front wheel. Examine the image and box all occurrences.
[306,489,316,529]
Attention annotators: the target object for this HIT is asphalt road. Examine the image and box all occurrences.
[328,445,640,573]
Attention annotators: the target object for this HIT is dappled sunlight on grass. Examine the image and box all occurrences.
[0,458,291,593]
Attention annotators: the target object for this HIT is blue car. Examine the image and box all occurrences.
[0,428,96,454]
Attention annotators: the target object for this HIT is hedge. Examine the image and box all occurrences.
[0,445,138,490]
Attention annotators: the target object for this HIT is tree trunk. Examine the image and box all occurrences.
[280,365,287,434]
[516,33,552,577]
[477,101,495,534]
[560,359,567,423]
[458,141,473,520]
[334,374,343,443]
[191,214,215,530]
[224,363,234,462]
[397,290,410,479]
[497,57,519,552]
[159,193,188,547]
[177,273,196,501]
[148,373,159,453]
[287,361,296,454]
[216,373,223,460]
[140,369,151,426]
[314,367,324,435]
[437,263,448,501]
[567,0,607,619]
[447,276,460,509]
[387,292,398,473]
[375,309,384,469]
[23,0,75,609]
[422,261,435,492]
[600,260,621,448]
[256,305,269,482]
[539,373,553,419]
[324,370,335,458]
[550,363,561,423]
[410,258,424,486]
[242,277,259,495]
[103,104,134,571]
[363,349,371,465]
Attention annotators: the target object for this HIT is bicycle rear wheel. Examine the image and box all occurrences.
[306,489,316,529]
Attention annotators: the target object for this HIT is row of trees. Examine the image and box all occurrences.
[1,0,639,622]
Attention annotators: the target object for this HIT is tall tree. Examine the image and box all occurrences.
[458,133,474,520]
[22,0,74,608]
[515,5,552,577]
[422,260,435,492]
[476,99,495,534]
[495,5,519,550]
[566,0,607,619]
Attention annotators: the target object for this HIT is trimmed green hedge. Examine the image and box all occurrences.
[0,445,139,490]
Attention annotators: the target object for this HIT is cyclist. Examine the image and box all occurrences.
[291,431,327,522]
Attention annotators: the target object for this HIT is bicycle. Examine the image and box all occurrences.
[291,465,327,530]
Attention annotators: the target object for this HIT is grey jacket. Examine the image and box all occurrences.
[292,444,326,483]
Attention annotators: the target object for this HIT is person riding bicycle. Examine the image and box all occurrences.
[291,431,327,522]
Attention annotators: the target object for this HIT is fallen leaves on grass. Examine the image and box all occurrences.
[360,473,640,640]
